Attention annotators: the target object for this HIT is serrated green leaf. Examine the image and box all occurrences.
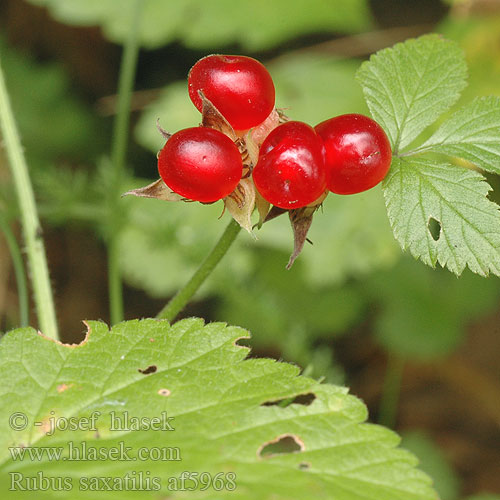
[0,319,437,499]
[383,157,500,277]
[356,34,467,151]
[26,0,372,50]
[417,96,500,174]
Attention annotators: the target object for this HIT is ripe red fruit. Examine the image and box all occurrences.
[157,127,243,203]
[252,121,327,209]
[315,114,392,195]
[188,55,275,131]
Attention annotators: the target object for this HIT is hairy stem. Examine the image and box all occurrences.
[0,56,58,338]
[378,354,405,428]
[108,0,143,325]
[157,218,241,322]
[0,214,29,327]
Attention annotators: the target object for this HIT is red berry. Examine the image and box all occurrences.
[252,121,327,209]
[188,55,275,131]
[158,127,243,203]
[315,114,392,195]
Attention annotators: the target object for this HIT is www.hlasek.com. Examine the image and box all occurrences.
[9,471,237,492]
[9,440,181,462]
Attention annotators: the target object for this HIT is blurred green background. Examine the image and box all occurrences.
[1,0,500,498]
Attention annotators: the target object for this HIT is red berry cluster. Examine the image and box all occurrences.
[157,54,392,210]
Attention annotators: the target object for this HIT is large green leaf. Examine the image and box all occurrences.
[356,34,467,151]
[26,0,372,50]
[1,319,437,499]
[383,157,500,277]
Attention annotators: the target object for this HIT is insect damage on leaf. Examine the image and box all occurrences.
[258,434,305,458]
[138,364,157,375]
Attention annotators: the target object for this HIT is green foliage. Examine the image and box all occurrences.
[384,157,500,276]
[118,181,398,298]
[356,35,467,151]
[118,190,235,297]
[357,35,500,277]
[0,37,99,165]
[417,97,500,174]
[26,0,372,49]
[401,431,460,500]
[369,257,500,359]
[0,319,437,499]
[439,15,500,100]
[216,247,366,345]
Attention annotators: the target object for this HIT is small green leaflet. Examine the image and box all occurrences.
[356,34,467,151]
[417,96,500,174]
[357,34,500,277]
[384,157,500,276]
[0,319,437,500]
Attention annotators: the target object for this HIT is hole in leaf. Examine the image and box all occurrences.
[428,217,441,241]
[261,392,316,407]
[233,334,251,346]
[138,365,157,375]
[298,462,310,470]
[258,434,304,459]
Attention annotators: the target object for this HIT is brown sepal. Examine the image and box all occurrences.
[224,178,256,235]
[285,191,329,268]
[156,119,172,140]
[264,206,288,223]
[200,91,237,141]
[122,178,184,202]
[287,206,316,269]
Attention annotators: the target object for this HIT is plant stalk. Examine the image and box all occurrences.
[108,0,143,325]
[157,218,241,322]
[378,354,405,428]
[0,56,58,339]
[0,214,29,327]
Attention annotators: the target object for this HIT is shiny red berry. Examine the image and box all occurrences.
[315,114,392,195]
[157,127,243,203]
[188,55,275,131]
[252,121,327,209]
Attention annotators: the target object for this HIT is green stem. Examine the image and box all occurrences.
[157,218,241,322]
[378,354,405,428]
[108,0,143,325]
[0,56,58,339]
[0,215,29,327]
